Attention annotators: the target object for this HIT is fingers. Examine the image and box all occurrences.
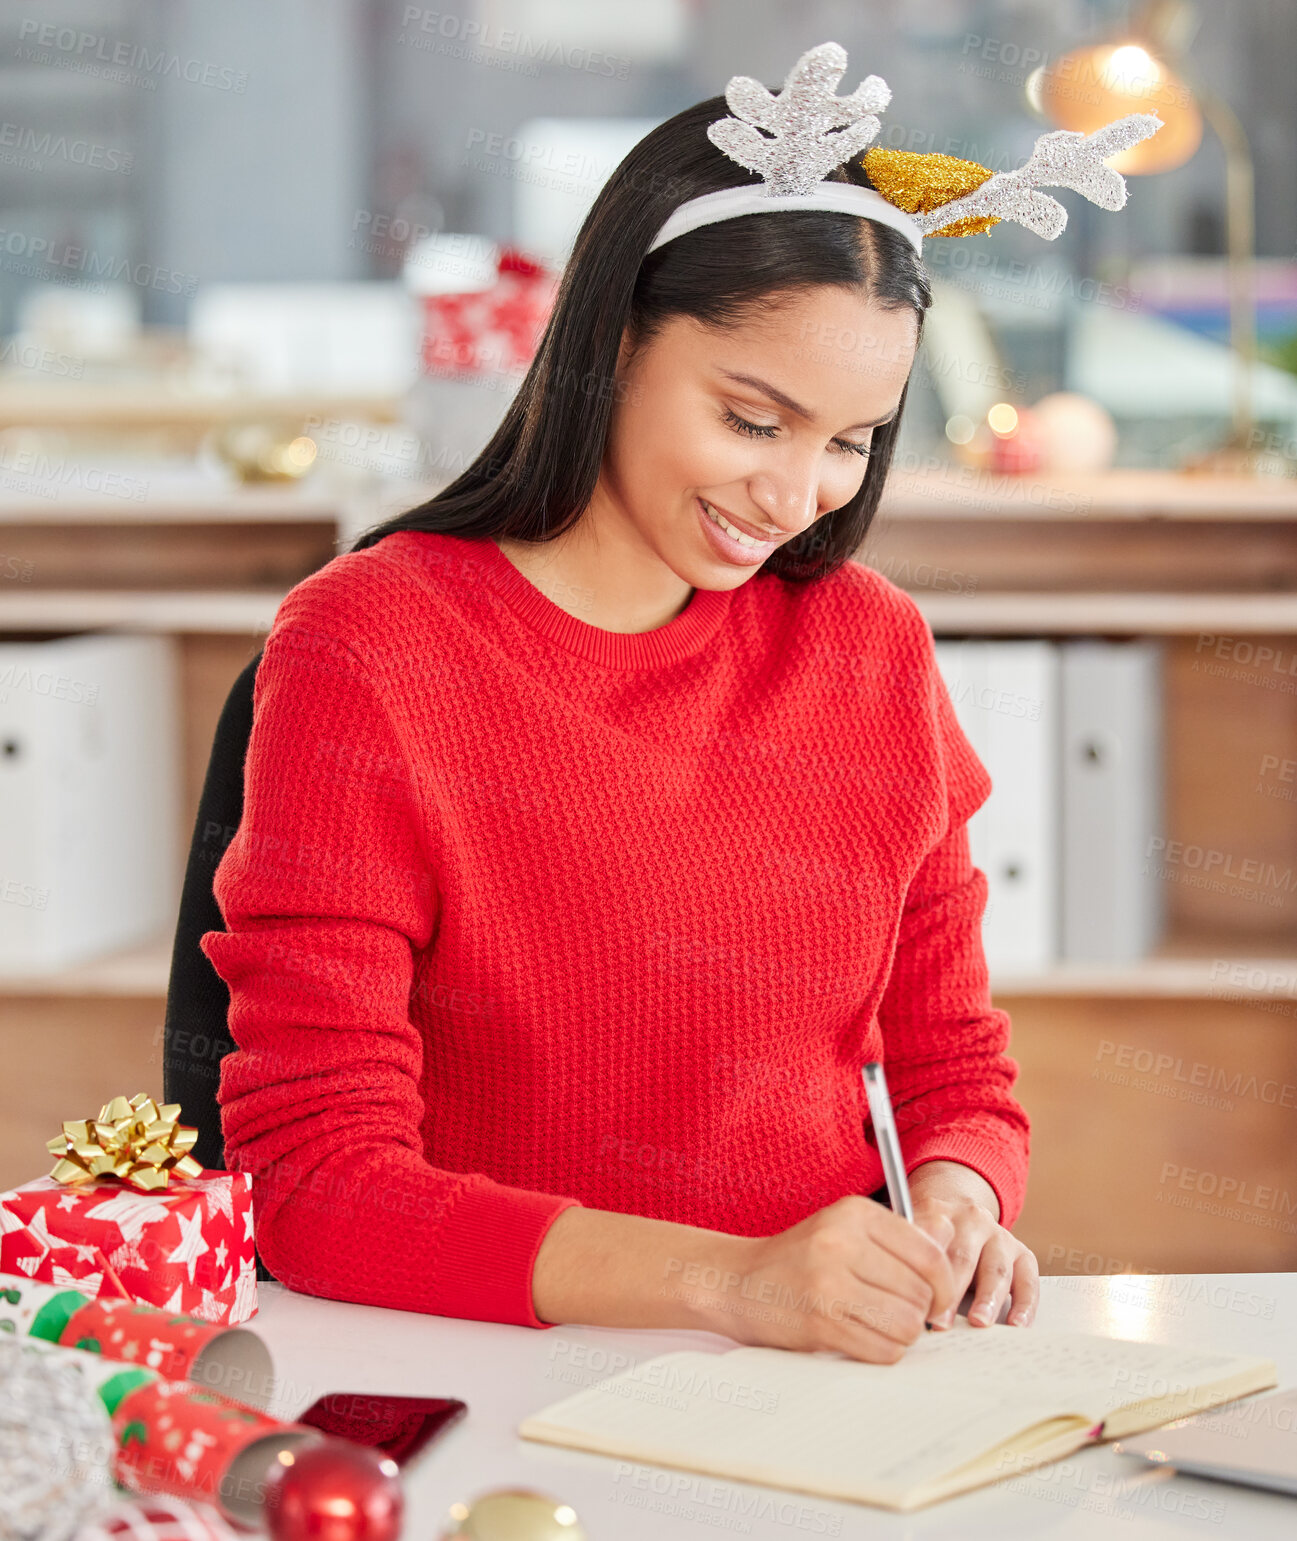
[833,1303,928,1363]
[845,1223,950,1317]
[1007,1247,1040,1326]
[966,1235,1040,1327]
[928,1213,992,1329]
[846,1251,936,1322]
[864,1204,959,1323]
[835,1280,931,1358]
[966,1237,1013,1325]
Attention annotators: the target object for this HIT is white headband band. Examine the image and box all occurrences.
[645,183,925,257]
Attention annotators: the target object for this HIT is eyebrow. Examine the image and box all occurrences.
[718,369,897,432]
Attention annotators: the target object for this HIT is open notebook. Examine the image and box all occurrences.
[518,1321,1277,1513]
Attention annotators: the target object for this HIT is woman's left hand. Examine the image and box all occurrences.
[907,1160,1039,1329]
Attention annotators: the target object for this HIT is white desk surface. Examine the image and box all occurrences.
[252,1272,1297,1539]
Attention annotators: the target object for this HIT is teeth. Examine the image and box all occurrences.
[702,500,765,547]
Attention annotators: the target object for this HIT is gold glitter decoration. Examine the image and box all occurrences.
[862,148,999,237]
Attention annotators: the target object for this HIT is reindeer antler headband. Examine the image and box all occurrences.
[646,41,1164,257]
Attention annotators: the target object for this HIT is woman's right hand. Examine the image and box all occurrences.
[682,1194,959,1363]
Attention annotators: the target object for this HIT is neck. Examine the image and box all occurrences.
[493,501,694,635]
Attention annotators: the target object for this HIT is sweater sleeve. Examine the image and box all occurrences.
[199,625,580,1327]
[872,625,1032,1229]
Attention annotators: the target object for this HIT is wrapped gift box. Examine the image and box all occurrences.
[0,1171,257,1325]
[406,235,558,379]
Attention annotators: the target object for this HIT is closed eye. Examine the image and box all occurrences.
[721,406,872,459]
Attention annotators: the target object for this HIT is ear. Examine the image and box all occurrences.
[615,327,636,376]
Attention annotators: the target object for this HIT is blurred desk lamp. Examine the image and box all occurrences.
[1027,0,1257,468]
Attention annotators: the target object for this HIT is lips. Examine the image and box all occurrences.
[700,499,780,545]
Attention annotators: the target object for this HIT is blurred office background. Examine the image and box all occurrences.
[3,0,1297,1285]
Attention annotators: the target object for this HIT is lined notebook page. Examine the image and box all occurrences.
[519,1323,1276,1507]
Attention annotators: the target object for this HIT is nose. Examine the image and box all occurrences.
[747,462,824,536]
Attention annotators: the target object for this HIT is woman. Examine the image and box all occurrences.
[201,59,1041,1366]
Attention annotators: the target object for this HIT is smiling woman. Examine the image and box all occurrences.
[200,43,1038,1368]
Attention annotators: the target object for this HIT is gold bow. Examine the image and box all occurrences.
[861,147,1000,237]
[47,1093,203,1193]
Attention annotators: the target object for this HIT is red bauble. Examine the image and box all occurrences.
[263,1439,404,1541]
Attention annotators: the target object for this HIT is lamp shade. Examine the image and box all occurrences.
[1030,42,1202,172]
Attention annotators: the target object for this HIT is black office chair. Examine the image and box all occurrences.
[162,648,270,1274]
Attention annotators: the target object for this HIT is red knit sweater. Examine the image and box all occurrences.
[201,530,1030,1329]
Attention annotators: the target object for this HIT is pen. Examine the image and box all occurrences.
[863,1059,912,1221]
[864,1060,939,1332]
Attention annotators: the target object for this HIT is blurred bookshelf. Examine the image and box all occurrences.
[4,465,1297,1002]
[4,463,1294,1015]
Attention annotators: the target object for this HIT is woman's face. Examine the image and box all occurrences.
[598,282,919,588]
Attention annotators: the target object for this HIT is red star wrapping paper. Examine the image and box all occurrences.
[0,1173,257,1325]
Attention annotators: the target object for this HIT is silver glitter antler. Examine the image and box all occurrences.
[912,113,1164,239]
[707,41,892,197]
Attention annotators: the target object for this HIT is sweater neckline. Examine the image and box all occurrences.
[441,531,734,669]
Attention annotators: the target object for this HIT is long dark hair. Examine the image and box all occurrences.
[348,93,932,582]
